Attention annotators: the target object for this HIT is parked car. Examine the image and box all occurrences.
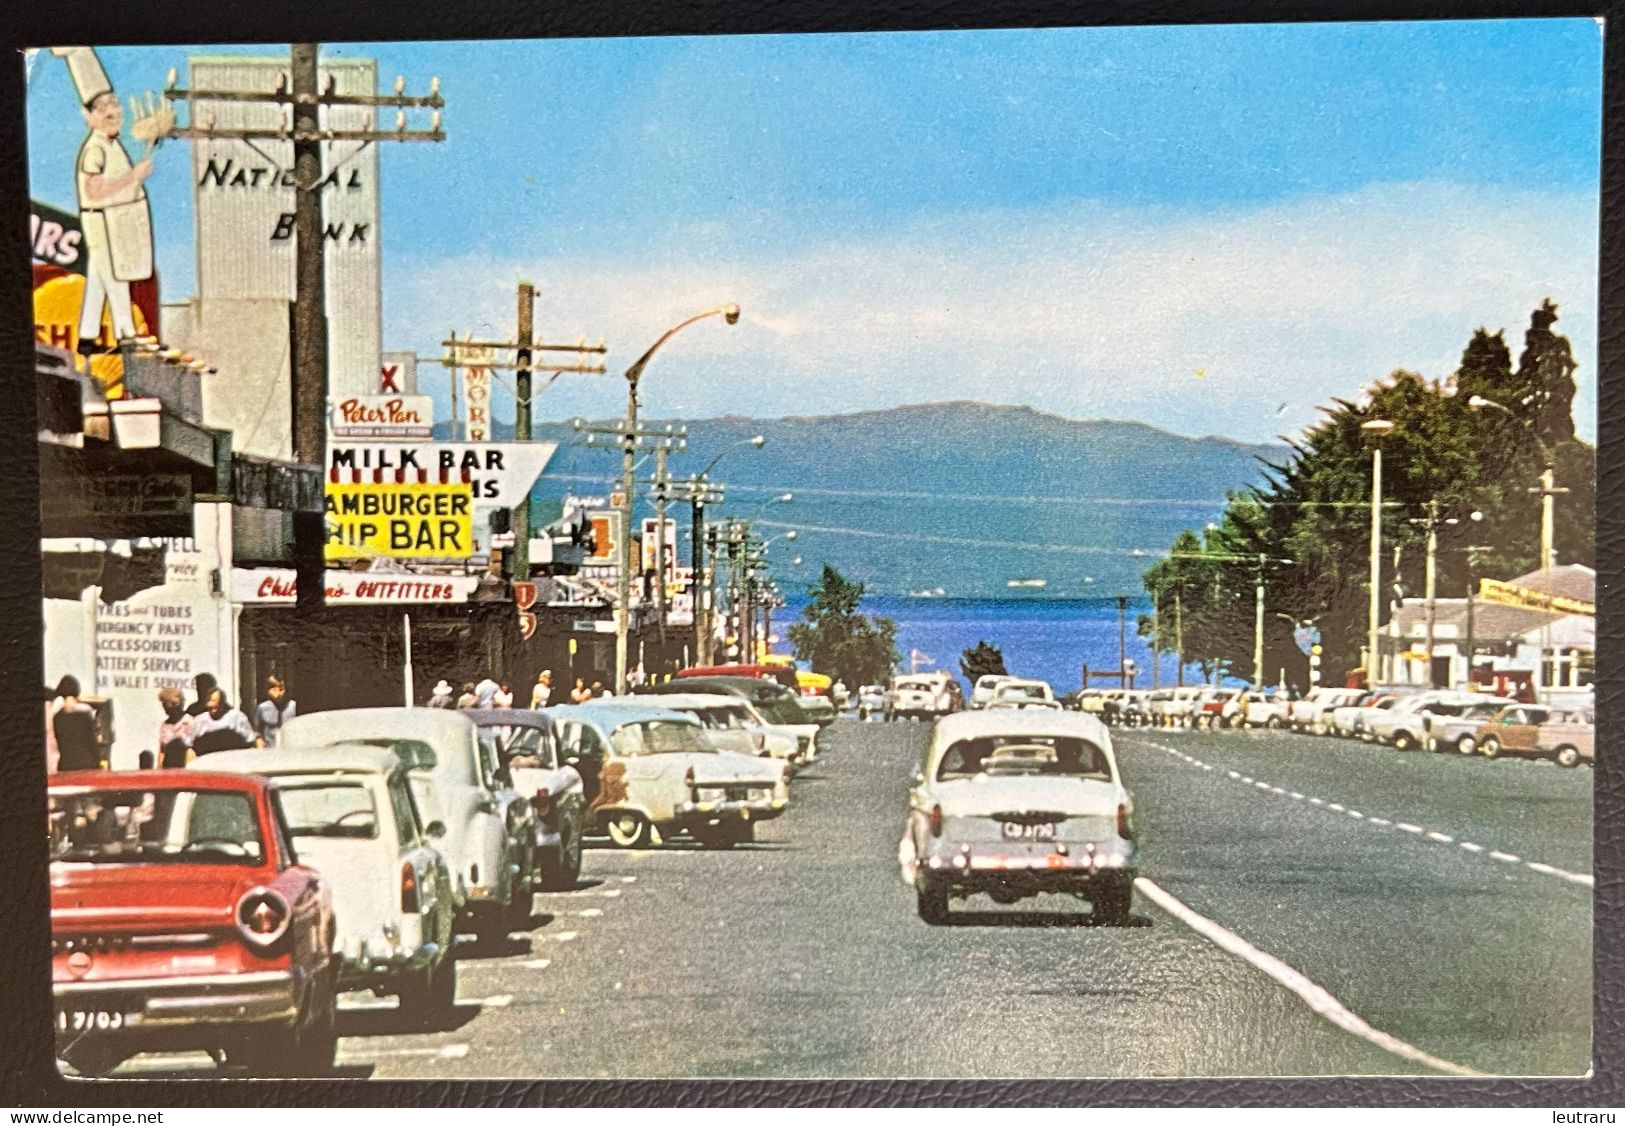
[1328,691,1396,738]
[607,692,801,770]
[1289,687,1362,734]
[638,675,822,763]
[1424,698,1518,755]
[1072,689,1107,716]
[281,707,535,939]
[970,675,1019,710]
[550,703,789,848]
[898,710,1138,925]
[1114,690,1153,727]
[676,663,800,692]
[1198,688,1242,729]
[1476,705,1595,767]
[988,679,1056,710]
[48,770,337,1077]
[857,684,886,721]
[1240,689,1292,729]
[1368,691,1490,751]
[885,672,960,722]
[198,746,459,1017]
[463,709,588,891]
[796,694,839,726]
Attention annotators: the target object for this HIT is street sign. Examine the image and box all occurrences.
[1478,577,1594,616]
[1293,625,1321,655]
[324,481,474,559]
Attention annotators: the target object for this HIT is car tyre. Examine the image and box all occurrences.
[1392,732,1414,751]
[59,1042,127,1079]
[1554,745,1582,769]
[1092,878,1133,926]
[1455,735,1478,755]
[1480,736,1503,759]
[916,875,950,925]
[539,823,584,891]
[245,966,337,1076]
[1265,716,1282,729]
[605,811,652,848]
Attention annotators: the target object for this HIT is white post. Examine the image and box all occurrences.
[1367,443,1384,687]
[402,611,414,706]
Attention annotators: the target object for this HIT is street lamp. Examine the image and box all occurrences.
[616,304,741,693]
[1362,418,1395,687]
[698,434,766,479]
[1467,395,1565,572]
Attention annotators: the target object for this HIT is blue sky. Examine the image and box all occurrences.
[27,21,1602,443]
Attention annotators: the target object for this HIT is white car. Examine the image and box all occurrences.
[886,673,960,722]
[280,707,534,939]
[857,685,886,720]
[604,692,802,768]
[898,710,1139,925]
[988,679,1056,709]
[1374,691,1509,752]
[1239,690,1292,729]
[1328,692,1402,739]
[197,745,460,1017]
[970,675,1019,710]
[1289,687,1364,734]
[550,703,788,849]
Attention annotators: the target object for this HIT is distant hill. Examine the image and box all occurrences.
[437,401,1280,598]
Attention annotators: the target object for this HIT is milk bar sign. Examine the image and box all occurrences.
[330,396,434,439]
[327,441,558,507]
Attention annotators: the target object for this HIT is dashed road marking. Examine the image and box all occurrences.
[1134,877,1484,1077]
[554,930,580,943]
[575,908,604,918]
[521,958,553,970]
[472,994,513,1007]
[1132,737,1591,890]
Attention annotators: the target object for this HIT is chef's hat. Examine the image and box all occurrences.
[50,46,113,108]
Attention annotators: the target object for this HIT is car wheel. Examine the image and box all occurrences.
[605,811,652,848]
[1092,877,1133,926]
[1554,745,1582,769]
[1393,732,1413,751]
[506,883,535,930]
[294,969,339,1074]
[1455,735,1478,755]
[1265,716,1282,729]
[1480,736,1502,759]
[540,824,584,891]
[399,954,457,1022]
[916,875,950,925]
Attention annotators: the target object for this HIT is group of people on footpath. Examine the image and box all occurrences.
[422,666,676,711]
[43,671,297,774]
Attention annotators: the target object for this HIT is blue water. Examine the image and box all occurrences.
[775,594,1199,693]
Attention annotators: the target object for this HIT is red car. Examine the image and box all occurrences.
[48,770,337,1077]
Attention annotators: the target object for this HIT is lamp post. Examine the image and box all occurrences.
[614,305,740,692]
[689,435,763,664]
[1362,419,1396,687]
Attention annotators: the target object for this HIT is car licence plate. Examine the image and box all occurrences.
[1001,821,1057,841]
[56,1008,137,1033]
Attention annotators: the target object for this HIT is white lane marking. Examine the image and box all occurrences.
[595,888,623,898]
[521,958,553,970]
[472,994,513,1007]
[1201,764,1213,771]
[1134,877,1484,1077]
[1130,737,1592,888]
[575,908,604,918]
[620,876,638,884]
[554,930,580,943]
[341,1043,471,1061]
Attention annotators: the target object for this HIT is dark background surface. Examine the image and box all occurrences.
[1,0,1618,1107]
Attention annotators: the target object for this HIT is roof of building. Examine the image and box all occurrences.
[1510,564,1595,603]
[1387,596,1578,641]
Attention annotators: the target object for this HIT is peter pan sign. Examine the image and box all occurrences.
[330,395,433,438]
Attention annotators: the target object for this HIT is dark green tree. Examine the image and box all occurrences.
[960,641,1008,682]
[1516,298,1578,447]
[1453,327,1515,408]
[787,565,899,687]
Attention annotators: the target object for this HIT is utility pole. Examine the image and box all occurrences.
[652,445,670,650]
[163,44,444,611]
[1423,500,1439,687]
[1174,588,1184,688]
[703,525,721,664]
[513,282,534,577]
[1253,555,1265,690]
[682,477,724,663]
[1116,596,1128,684]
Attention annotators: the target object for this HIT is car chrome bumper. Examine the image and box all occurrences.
[676,797,787,822]
[53,970,298,1030]
[336,918,439,986]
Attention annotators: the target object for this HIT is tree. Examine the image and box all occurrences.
[1516,298,1578,447]
[787,565,899,687]
[960,641,1008,683]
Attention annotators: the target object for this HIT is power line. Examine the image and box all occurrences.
[752,519,1168,558]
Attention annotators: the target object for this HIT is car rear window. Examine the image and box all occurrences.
[276,781,379,839]
[50,788,264,865]
[937,736,1109,781]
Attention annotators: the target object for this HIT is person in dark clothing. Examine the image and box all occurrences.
[186,672,218,718]
[52,676,101,772]
[189,688,255,756]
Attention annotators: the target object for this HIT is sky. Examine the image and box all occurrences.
[26,21,1603,445]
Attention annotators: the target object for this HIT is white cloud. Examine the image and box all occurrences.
[385,181,1597,444]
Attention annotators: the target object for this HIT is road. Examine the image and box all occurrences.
[113,718,1591,1080]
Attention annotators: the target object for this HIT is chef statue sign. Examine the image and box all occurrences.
[51,47,170,361]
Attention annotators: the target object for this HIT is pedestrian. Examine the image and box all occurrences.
[52,676,101,772]
[253,674,297,748]
[156,685,193,768]
[474,675,499,707]
[45,684,61,775]
[189,688,256,756]
[591,681,612,698]
[529,670,556,709]
[570,677,592,704]
[427,679,454,708]
[494,681,514,708]
[627,666,646,689]
[186,672,217,718]
[457,682,479,709]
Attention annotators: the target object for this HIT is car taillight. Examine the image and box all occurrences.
[1117,802,1135,841]
[685,768,696,790]
[235,888,290,952]
[929,804,943,837]
[530,787,552,821]
[400,862,419,914]
[752,732,766,751]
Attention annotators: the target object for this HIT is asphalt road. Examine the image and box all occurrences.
[109,718,1591,1080]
